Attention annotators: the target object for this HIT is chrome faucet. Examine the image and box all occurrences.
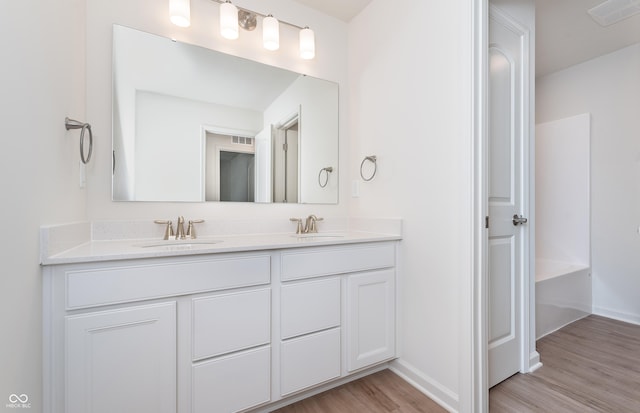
[304,215,323,233]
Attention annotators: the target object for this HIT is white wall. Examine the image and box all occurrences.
[263,76,339,204]
[135,91,262,201]
[0,1,87,410]
[348,0,474,409]
[86,0,349,221]
[536,43,640,324]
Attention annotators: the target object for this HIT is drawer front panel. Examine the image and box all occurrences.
[280,328,341,396]
[281,243,395,281]
[192,346,271,413]
[193,289,271,360]
[281,278,340,339]
[66,255,270,309]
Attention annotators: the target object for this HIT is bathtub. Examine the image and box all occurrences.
[535,259,592,339]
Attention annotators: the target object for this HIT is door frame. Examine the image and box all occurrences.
[467,1,538,411]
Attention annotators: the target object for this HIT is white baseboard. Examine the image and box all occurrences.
[528,351,542,372]
[592,306,640,326]
[389,359,458,413]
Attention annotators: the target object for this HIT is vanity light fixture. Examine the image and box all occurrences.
[169,0,191,27]
[220,0,239,40]
[263,15,280,51]
[169,0,315,59]
[299,26,315,60]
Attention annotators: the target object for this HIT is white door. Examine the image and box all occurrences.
[487,7,529,388]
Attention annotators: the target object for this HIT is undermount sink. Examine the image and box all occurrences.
[292,233,345,239]
[136,239,223,249]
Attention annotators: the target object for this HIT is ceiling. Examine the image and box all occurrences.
[291,0,372,22]
[535,0,640,77]
[293,0,640,78]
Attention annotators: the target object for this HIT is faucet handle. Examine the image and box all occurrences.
[186,219,205,239]
[290,218,304,234]
[154,220,174,240]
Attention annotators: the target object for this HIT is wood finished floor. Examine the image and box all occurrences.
[272,315,640,412]
[490,315,640,412]
[271,369,447,413]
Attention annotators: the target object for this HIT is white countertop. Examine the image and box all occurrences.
[41,231,400,265]
[40,218,402,265]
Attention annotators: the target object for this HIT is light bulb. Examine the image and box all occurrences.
[263,15,280,51]
[169,0,190,27]
[299,27,315,60]
[220,1,239,40]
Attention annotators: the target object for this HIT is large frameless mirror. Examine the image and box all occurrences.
[112,24,338,203]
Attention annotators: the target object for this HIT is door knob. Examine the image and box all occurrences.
[513,214,528,226]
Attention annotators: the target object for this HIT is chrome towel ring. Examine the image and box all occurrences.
[318,166,334,188]
[65,117,93,164]
[360,155,377,181]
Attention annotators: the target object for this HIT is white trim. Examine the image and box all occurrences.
[528,351,542,372]
[471,0,489,411]
[391,360,458,412]
[593,307,640,326]
[471,3,537,410]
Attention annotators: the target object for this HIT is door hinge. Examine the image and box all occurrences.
[283,143,288,152]
[485,216,489,229]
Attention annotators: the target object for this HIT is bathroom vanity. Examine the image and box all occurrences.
[41,223,400,413]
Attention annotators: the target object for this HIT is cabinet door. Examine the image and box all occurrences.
[347,269,396,371]
[66,302,176,413]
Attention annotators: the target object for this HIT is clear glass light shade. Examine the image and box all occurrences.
[169,0,190,27]
[263,15,280,51]
[220,1,239,40]
[299,27,315,60]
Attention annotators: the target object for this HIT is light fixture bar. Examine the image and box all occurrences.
[209,0,306,30]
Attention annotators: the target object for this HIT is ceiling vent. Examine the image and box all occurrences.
[587,0,640,26]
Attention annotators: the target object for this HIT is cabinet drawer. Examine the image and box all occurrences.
[280,328,341,396]
[193,289,270,360]
[281,243,394,281]
[66,255,270,309]
[193,346,270,413]
[281,278,340,339]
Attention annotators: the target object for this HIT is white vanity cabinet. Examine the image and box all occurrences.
[278,242,397,397]
[43,239,398,413]
[43,253,272,413]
